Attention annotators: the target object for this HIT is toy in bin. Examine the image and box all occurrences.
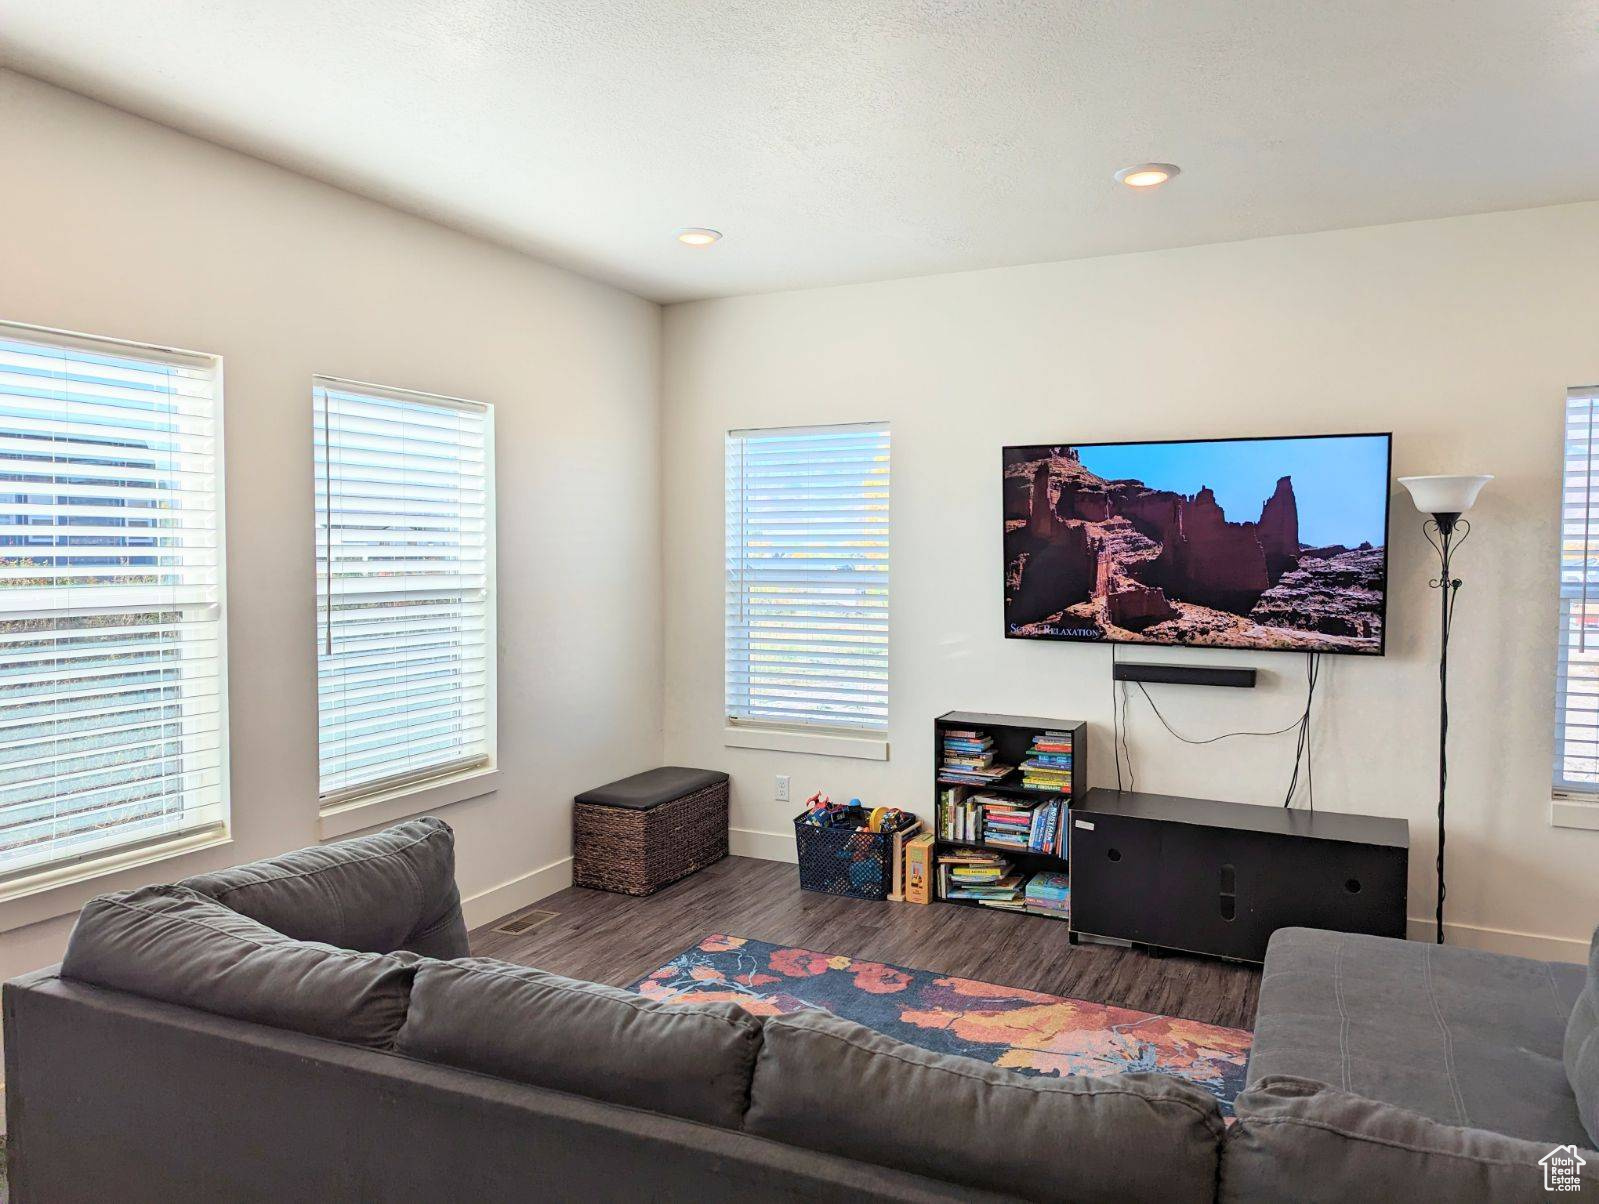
[794,793,919,901]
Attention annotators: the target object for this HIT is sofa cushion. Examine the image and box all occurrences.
[61,885,417,1047]
[1249,927,1590,1146]
[575,766,729,810]
[1567,925,1599,1146]
[394,958,763,1129]
[179,817,468,958]
[745,1008,1224,1204]
[1222,1076,1599,1203]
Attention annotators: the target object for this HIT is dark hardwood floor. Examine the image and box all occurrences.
[470,855,1261,1029]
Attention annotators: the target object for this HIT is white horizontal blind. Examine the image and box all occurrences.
[314,378,493,803]
[725,422,890,733]
[1556,385,1599,795]
[0,322,225,882]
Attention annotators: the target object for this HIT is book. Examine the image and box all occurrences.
[938,763,1012,786]
[1026,871,1070,900]
[941,728,1011,785]
[950,865,1005,881]
[946,874,1024,898]
[887,819,923,902]
[1024,871,1071,918]
[1021,732,1075,794]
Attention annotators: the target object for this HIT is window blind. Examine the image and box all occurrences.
[0,322,225,882]
[1556,385,1599,795]
[314,378,493,804]
[725,422,890,733]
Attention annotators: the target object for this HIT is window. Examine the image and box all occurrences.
[1556,385,1599,795]
[725,422,890,734]
[0,321,226,883]
[314,378,493,805]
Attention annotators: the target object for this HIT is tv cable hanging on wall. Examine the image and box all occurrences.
[1110,646,1322,810]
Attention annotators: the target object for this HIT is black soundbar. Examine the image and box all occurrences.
[1112,662,1257,689]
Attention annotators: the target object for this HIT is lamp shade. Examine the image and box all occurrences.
[1398,474,1493,516]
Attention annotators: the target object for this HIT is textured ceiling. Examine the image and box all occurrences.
[2,1,1597,302]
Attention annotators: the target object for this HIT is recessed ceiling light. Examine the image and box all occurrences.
[676,227,723,246]
[1114,163,1181,189]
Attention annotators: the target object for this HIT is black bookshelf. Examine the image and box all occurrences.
[932,711,1087,923]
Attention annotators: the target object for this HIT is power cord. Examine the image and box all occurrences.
[1280,652,1321,810]
[1111,645,1123,789]
[1119,651,1322,808]
[1121,676,1136,793]
[1110,645,1136,792]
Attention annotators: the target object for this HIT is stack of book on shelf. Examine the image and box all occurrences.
[980,800,1035,849]
[1020,730,1074,794]
[939,789,978,842]
[1024,871,1071,921]
[940,792,1067,855]
[939,729,1011,786]
[979,796,1066,855]
[937,849,1025,911]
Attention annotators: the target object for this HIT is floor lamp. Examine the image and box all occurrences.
[1398,473,1493,944]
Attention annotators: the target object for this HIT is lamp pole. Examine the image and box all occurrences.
[1422,513,1467,944]
[1399,473,1491,947]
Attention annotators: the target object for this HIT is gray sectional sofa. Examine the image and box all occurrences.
[4,817,1597,1202]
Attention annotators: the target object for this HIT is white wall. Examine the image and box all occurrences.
[0,70,664,977]
[6,64,1597,975]
[662,201,1599,962]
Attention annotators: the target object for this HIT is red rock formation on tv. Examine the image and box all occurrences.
[1107,582,1178,630]
[1147,486,1272,613]
[1257,476,1300,582]
[1008,470,1096,625]
[1002,448,1384,652]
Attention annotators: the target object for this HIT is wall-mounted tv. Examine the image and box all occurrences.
[1003,433,1392,655]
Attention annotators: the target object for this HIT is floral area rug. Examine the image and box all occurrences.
[631,934,1252,1116]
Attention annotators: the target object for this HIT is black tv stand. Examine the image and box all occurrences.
[1069,788,1408,963]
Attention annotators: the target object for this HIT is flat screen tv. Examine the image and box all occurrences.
[1003,433,1392,655]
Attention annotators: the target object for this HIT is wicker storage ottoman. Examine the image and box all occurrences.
[572,767,730,896]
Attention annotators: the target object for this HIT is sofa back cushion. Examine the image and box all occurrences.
[1223,1076,1598,1202]
[1566,925,1599,1147]
[179,817,468,958]
[394,958,763,1130]
[745,1008,1224,1204]
[60,885,417,1047]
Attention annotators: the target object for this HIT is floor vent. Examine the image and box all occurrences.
[491,909,558,936]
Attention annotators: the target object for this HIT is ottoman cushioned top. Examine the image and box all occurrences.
[575,766,728,810]
[1250,927,1590,1146]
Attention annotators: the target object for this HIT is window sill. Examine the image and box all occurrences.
[0,827,234,933]
[1551,795,1599,831]
[723,726,889,761]
[319,767,501,840]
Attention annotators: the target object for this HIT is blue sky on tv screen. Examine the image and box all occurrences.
[1075,435,1390,548]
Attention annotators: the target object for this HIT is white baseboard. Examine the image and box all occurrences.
[463,856,573,929]
[1405,916,1589,963]
[730,827,797,863]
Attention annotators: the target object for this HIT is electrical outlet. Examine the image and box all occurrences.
[775,774,791,803]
